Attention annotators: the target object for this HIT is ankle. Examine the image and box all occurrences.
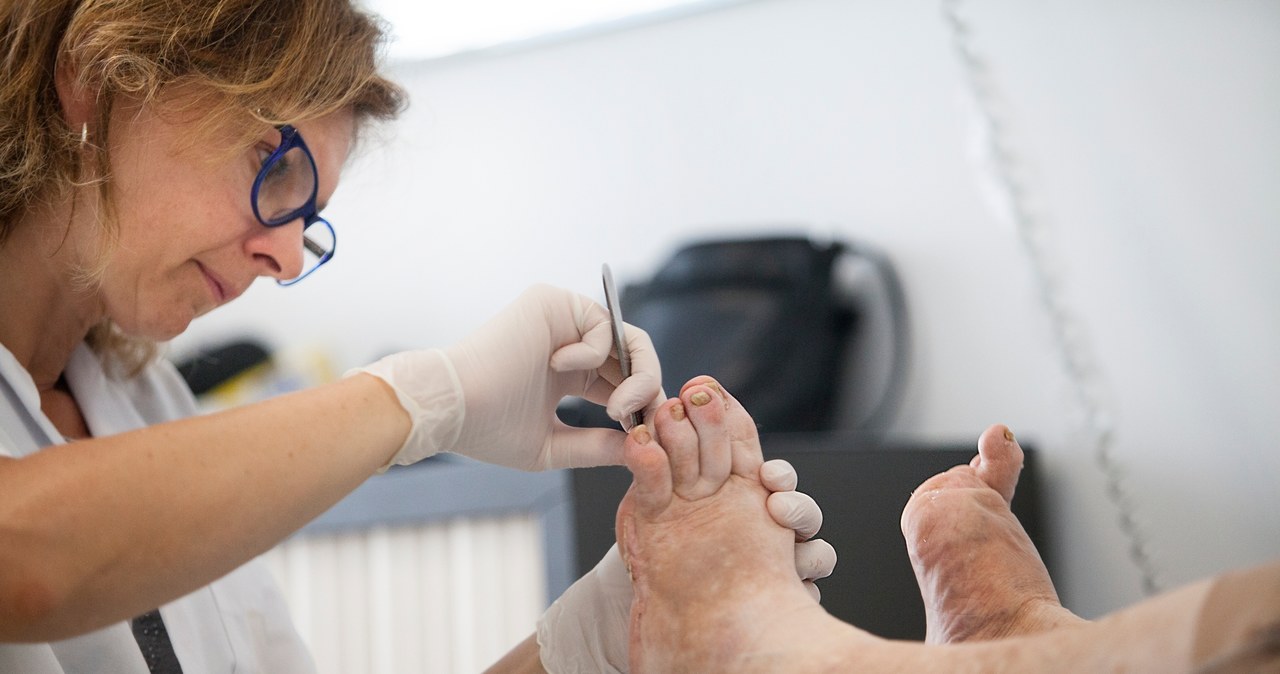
[989,597,1085,641]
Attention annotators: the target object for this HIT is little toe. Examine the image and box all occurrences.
[720,384,766,479]
[973,424,1025,505]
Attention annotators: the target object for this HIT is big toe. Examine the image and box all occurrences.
[972,424,1025,505]
[622,424,674,516]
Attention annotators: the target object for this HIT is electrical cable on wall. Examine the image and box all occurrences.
[940,0,1162,597]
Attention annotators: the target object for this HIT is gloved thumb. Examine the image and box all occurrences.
[542,425,628,469]
[767,490,823,541]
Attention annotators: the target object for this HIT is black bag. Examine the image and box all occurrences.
[562,235,908,433]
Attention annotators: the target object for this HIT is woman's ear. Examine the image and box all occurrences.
[53,58,96,132]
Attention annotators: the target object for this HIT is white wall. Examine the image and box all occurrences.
[176,0,1280,619]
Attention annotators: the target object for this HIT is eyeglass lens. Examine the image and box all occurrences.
[256,144,317,225]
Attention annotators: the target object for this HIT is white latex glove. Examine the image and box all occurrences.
[352,285,663,470]
[536,459,837,673]
[760,459,838,601]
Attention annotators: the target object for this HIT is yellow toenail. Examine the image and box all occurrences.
[632,424,651,444]
[1003,428,1016,442]
[690,391,712,407]
[670,403,686,421]
[707,381,722,394]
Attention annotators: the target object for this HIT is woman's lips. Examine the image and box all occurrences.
[197,262,228,304]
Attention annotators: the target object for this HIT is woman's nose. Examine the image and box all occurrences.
[246,217,306,282]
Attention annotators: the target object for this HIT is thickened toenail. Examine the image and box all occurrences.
[690,391,712,407]
[1003,428,1016,442]
[632,425,652,444]
[670,403,686,421]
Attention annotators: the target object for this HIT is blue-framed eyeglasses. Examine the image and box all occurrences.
[251,125,334,286]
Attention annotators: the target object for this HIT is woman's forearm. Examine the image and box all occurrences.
[0,373,408,641]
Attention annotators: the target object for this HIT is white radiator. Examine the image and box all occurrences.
[261,514,548,674]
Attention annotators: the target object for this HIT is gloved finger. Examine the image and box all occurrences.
[605,322,662,422]
[760,458,799,492]
[580,365,665,429]
[577,327,661,426]
[767,490,823,540]
[547,297,662,424]
[549,294,613,372]
[802,580,822,603]
[621,321,661,384]
[795,538,837,581]
[550,327,613,372]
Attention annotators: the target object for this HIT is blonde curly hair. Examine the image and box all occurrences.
[0,0,407,374]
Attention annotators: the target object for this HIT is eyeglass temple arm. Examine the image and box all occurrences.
[303,236,326,257]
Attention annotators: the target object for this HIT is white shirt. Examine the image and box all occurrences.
[0,343,315,674]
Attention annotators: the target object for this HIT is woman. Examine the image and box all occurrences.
[0,1,834,673]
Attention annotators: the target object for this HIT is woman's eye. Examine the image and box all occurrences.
[261,153,294,183]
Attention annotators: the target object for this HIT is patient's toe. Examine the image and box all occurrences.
[972,424,1024,505]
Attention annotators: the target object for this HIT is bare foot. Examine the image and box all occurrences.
[614,378,1280,672]
[901,424,1085,643]
[614,376,868,673]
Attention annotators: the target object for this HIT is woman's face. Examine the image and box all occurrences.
[91,100,355,341]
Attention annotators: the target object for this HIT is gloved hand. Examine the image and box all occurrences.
[761,458,837,602]
[536,459,836,673]
[353,284,662,470]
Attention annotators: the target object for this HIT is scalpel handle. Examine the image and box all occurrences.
[602,263,646,430]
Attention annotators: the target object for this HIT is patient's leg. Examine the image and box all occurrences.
[615,376,1280,672]
[978,560,1280,673]
[900,424,1085,643]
